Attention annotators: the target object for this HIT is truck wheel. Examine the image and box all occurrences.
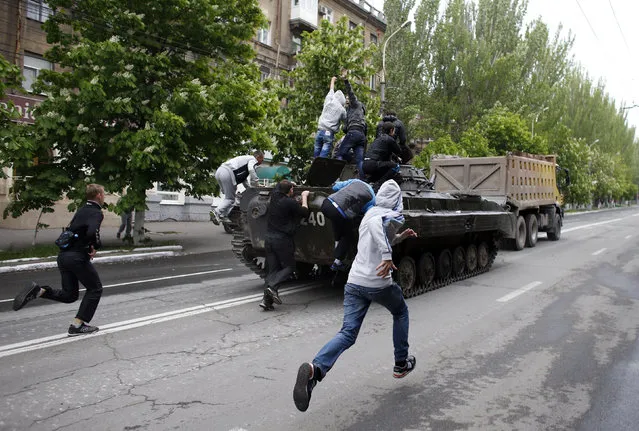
[452,246,466,276]
[514,215,526,251]
[524,214,538,248]
[437,249,452,279]
[547,213,562,241]
[466,244,478,272]
[477,241,490,269]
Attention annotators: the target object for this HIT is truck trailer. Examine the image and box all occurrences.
[430,152,565,250]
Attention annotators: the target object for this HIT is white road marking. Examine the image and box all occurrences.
[0,268,233,304]
[0,284,317,358]
[592,248,607,256]
[562,218,623,233]
[626,235,633,239]
[497,281,543,303]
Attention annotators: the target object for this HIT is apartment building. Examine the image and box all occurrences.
[0,0,386,227]
[255,0,386,81]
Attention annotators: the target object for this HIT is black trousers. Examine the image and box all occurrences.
[362,160,398,185]
[41,251,103,323]
[264,233,296,293]
[321,199,355,261]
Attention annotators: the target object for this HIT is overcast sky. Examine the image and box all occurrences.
[370,0,639,132]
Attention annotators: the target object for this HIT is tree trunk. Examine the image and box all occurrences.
[32,208,44,246]
[133,209,146,245]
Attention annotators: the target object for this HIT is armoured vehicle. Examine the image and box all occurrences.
[431,152,568,251]
[231,158,515,298]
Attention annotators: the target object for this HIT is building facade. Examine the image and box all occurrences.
[0,0,386,228]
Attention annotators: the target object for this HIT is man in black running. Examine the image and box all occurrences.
[13,183,106,336]
[260,180,310,310]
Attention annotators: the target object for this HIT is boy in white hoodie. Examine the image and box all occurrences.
[293,179,417,412]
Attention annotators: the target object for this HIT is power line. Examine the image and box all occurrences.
[574,0,598,40]
[607,0,630,51]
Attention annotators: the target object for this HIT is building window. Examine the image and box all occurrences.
[319,5,333,23]
[260,66,271,82]
[370,33,378,45]
[349,21,357,30]
[27,0,52,22]
[23,54,52,93]
[257,22,271,46]
[292,36,302,54]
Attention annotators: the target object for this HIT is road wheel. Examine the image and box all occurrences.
[418,252,436,286]
[452,246,466,276]
[477,241,489,269]
[466,244,478,272]
[547,213,562,241]
[437,249,452,279]
[398,256,417,296]
[525,214,538,248]
[514,215,526,251]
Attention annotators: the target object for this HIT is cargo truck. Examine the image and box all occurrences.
[430,152,566,250]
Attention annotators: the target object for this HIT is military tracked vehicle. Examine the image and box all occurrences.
[231,158,515,298]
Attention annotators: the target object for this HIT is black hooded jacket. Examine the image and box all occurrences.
[364,133,402,162]
[267,184,310,238]
[375,114,412,162]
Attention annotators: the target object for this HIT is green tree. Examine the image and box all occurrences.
[270,17,377,178]
[413,134,468,173]
[3,0,277,243]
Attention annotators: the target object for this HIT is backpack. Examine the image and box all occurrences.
[55,214,79,250]
[55,229,78,250]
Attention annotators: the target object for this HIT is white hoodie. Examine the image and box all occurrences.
[347,180,405,288]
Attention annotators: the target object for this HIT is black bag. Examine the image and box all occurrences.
[55,229,78,250]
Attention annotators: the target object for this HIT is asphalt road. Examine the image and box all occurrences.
[0,206,638,430]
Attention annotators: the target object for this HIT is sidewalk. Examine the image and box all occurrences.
[0,221,234,273]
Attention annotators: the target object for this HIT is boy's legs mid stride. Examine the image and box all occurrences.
[293,282,415,412]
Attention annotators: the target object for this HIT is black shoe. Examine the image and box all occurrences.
[116,232,121,239]
[265,287,282,305]
[293,362,317,412]
[393,355,416,378]
[68,323,99,336]
[13,282,41,311]
[258,298,274,311]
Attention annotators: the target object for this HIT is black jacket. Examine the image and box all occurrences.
[376,114,413,162]
[342,79,367,134]
[267,187,310,238]
[66,201,104,253]
[365,133,402,162]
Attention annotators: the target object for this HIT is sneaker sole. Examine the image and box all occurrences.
[293,363,313,412]
[68,328,100,337]
[12,285,39,311]
[258,303,274,311]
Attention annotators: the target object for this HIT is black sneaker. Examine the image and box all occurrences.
[13,282,41,311]
[393,355,416,378]
[68,323,99,337]
[293,362,317,412]
[265,287,282,305]
[258,298,274,311]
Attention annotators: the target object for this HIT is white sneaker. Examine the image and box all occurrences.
[209,210,221,226]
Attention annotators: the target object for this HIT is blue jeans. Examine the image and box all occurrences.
[336,130,366,179]
[313,130,335,158]
[312,282,409,380]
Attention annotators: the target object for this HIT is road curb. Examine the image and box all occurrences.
[0,246,183,274]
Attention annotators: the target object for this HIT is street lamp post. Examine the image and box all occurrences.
[380,19,411,116]
[531,106,548,138]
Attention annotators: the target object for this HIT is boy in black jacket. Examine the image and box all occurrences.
[362,121,403,190]
[260,180,310,310]
[13,183,106,336]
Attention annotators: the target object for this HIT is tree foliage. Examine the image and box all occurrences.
[2,0,277,241]
[383,0,638,205]
[270,17,378,178]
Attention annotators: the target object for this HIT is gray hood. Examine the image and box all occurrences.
[334,90,346,107]
[361,179,405,233]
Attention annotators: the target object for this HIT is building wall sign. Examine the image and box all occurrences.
[0,94,42,124]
